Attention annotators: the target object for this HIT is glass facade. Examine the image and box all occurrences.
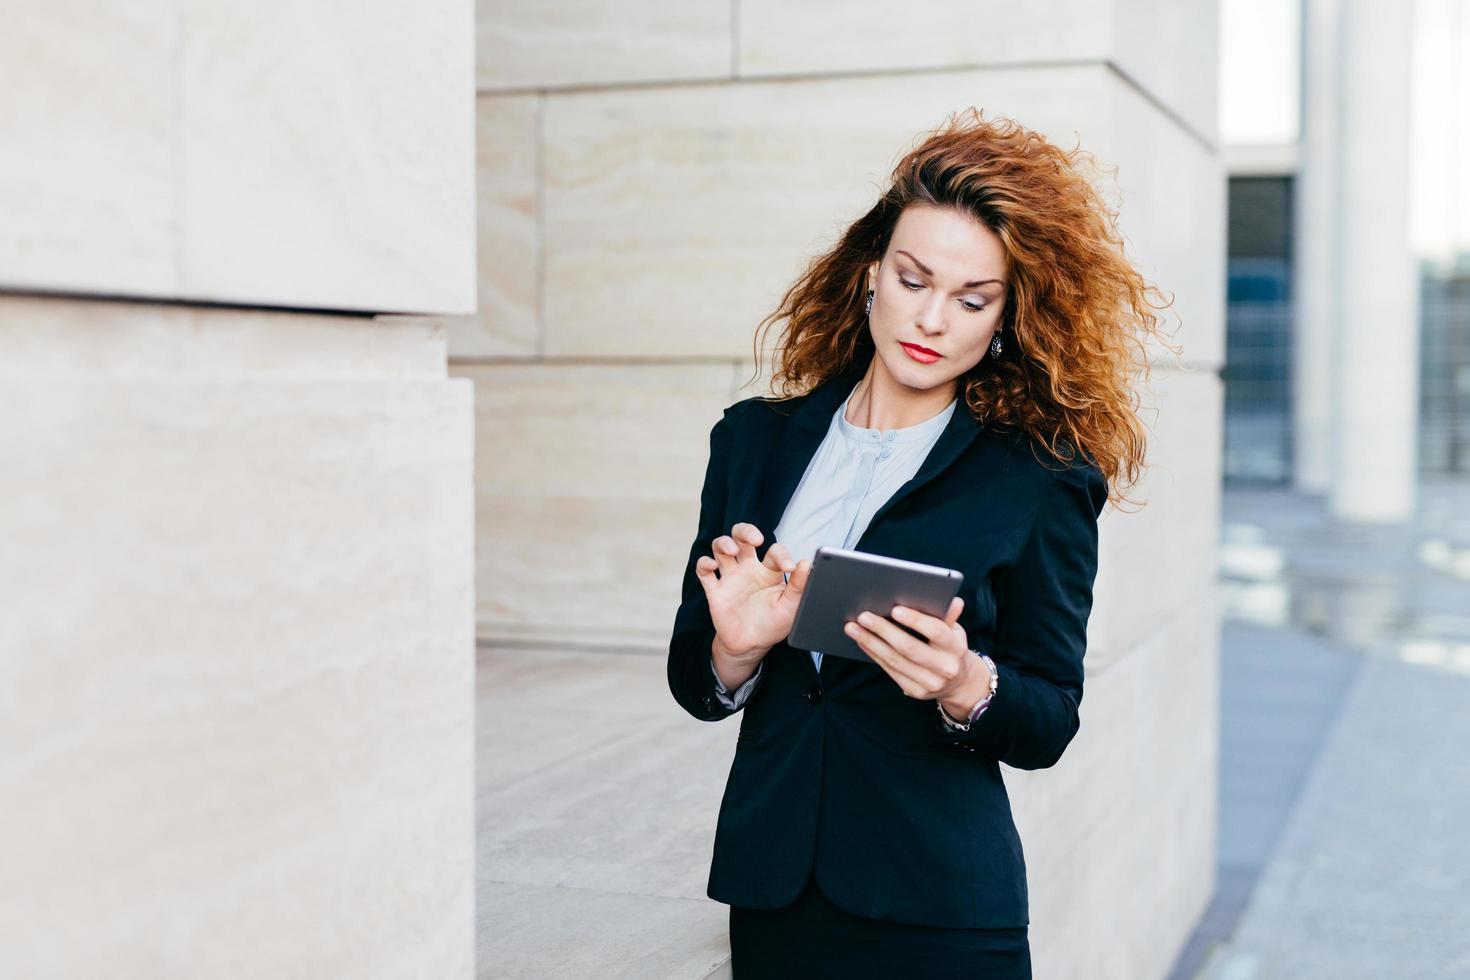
[1223,176,1295,483]
[1420,266,1470,474]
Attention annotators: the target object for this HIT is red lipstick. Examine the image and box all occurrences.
[900,342,942,364]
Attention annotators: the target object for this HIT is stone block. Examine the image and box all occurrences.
[542,65,1222,367]
[476,0,730,91]
[449,94,542,359]
[1089,364,1225,668]
[0,295,475,978]
[1010,587,1219,980]
[0,0,476,314]
[738,0,1217,141]
[450,360,739,646]
[0,0,176,295]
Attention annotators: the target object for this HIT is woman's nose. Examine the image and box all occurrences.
[916,296,948,334]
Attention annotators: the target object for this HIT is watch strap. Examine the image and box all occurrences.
[937,651,999,731]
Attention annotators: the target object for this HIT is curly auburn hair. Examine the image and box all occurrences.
[748,107,1181,509]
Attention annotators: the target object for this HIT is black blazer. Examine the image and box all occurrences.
[667,362,1108,929]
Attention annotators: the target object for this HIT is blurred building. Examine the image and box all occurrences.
[1222,0,1470,515]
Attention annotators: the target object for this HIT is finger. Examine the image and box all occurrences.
[845,621,902,681]
[731,522,764,550]
[787,558,813,594]
[762,541,794,574]
[695,557,722,596]
[731,522,759,544]
[711,534,740,574]
[944,596,964,626]
[850,625,945,698]
[846,618,947,693]
[891,601,970,655]
[729,524,761,563]
[862,611,961,681]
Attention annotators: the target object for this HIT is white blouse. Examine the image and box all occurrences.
[712,384,957,707]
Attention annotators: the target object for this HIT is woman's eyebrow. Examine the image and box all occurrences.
[895,249,1003,288]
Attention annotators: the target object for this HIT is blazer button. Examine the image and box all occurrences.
[805,685,823,704]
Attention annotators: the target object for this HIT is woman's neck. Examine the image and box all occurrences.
[843,362,958,431]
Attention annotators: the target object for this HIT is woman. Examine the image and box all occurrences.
[666,108,1174,979]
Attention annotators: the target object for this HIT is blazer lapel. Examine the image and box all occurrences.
[851,396,982,551]
[754,367,863,539]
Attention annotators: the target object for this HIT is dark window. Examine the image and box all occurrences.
[1223,176,1295,483]
[1420,269,1470,475]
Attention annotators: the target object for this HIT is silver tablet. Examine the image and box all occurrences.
[786,546,965,663]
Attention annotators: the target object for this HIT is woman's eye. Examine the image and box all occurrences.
[898,274,986,313]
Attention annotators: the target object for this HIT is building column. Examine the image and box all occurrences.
[1329,0,1420,522]
[1293,0,1342,494]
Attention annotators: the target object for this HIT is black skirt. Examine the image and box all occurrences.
[728,871,1031,979]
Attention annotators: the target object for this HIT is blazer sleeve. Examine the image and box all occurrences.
[935,461,1109,769]
[667,401,751,722]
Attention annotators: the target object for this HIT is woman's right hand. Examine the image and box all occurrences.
[694,522,813,667]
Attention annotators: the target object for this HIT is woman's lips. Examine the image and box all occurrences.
[900,342,942,364]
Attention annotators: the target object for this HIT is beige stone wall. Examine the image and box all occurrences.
[464,2,1224,977]
[0,2,477,976]
[0,0,475,314]
[0,299,475,979]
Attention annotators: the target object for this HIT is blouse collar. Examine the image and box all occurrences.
[835,387,958,445]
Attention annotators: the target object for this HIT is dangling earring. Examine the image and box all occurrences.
[865,289,874,317]
[989,328,1003,358]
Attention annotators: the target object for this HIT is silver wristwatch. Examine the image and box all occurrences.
[937,651,999,731]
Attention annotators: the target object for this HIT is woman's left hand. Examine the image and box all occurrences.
[843,597,989,707]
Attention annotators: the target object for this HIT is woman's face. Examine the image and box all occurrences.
[865,203,1009,393]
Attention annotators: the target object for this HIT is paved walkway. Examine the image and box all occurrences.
[1164,621,1362,979]
[1170,477,1470,979]
[475,644,737,980]
[1196,651,1470,979]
